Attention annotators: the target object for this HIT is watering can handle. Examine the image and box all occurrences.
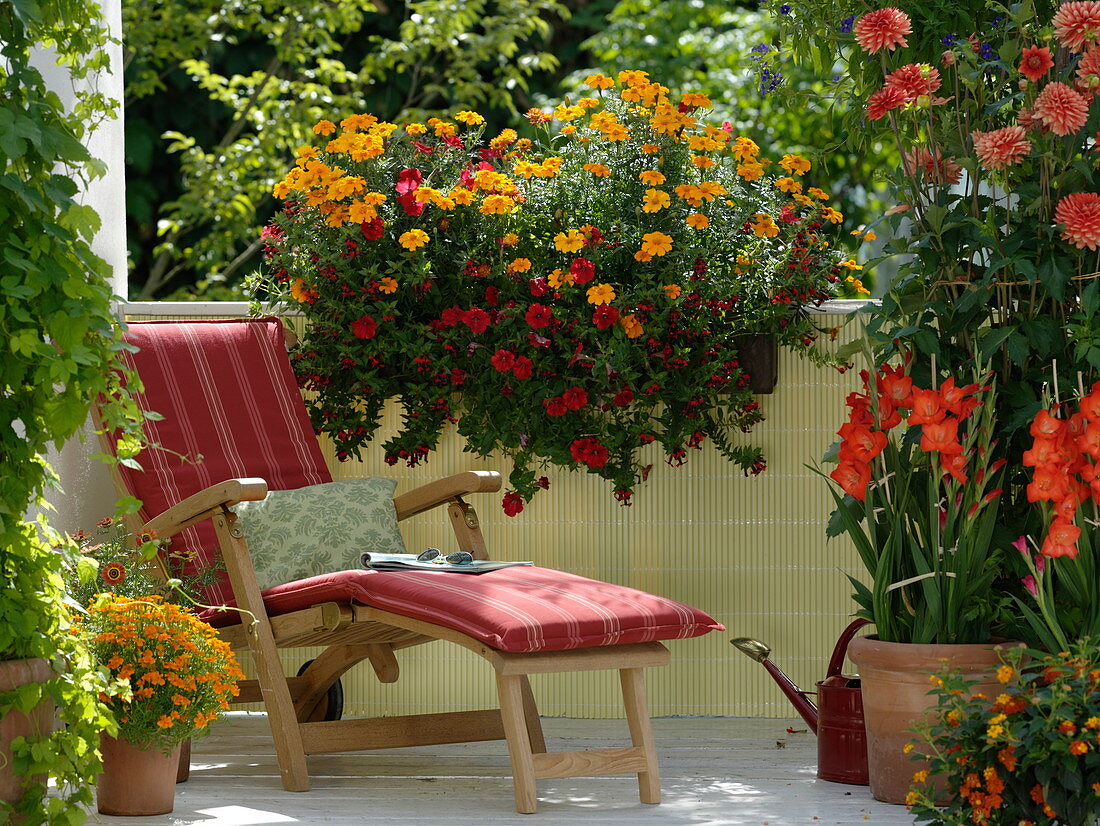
[825,618,871,678]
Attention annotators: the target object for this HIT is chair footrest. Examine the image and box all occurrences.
[299,709,504,754]
[532,746,648,780]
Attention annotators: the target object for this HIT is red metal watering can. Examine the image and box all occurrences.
[731,618,869,786]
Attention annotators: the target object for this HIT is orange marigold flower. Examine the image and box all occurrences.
[972,125,1029,170]
[853,7,912,54]
[312,119,336,136]
[398,229,429,251]
[1056,192,1100,250]
[686,213,710,229]
[620,313,644,339]
[663,284,682,299]
[639,232,673,257]
[378,277,398,294]
[1033,82,1090,136]
[586,283,616,305]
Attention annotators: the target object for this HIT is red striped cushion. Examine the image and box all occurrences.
[202,567,723,652]
[118,318,331,605]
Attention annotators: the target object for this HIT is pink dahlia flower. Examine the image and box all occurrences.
[1056,192,1100,249]
[903,147,962,184]
[1077,47,1100,95]
[885,63,942,101]
[866,85,909,120]
[1033,81,1091,136]
[971,126,1032,170]
[1054,1,1100,52]
[853,8,912,54]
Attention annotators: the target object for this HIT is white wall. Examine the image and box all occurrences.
[35,0,127,533]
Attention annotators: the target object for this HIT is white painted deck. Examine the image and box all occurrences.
[86,715,916,825]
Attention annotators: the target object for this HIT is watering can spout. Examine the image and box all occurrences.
[730,636,820,732]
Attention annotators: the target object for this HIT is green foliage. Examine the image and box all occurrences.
[122,0,568,299]
[1,0,148,819]
[252,80,853,511]
[910,643,1100,825]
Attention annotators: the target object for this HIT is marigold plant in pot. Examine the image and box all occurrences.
[72,595,244,815]
[818,352,1017,803]
[251,71,865,515]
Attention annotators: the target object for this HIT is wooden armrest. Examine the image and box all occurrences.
[393,471,501,521]
[143,478,268,540]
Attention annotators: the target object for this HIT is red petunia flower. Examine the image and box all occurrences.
[853,7,912,54]
[463,307,491,334]
[569,257,596,285]
[971,125,1032,170]
[1033,82,1091,136]
[612,388,634,407]
[490,349,516,373]
[360,218,384,241]
[351,314,378,340]
[511,356,533,381]
[525,303,552,329]
[562,387,589,411]
[544,397,568,417]
[592,305,620,329]
[866,85,909,121]
[1054,1,1100,52]
[1019,45,1055,82]
[502,492,524,517]
[1056,192,1100,249]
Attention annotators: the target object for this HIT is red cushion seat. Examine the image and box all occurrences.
[203,566,723,653]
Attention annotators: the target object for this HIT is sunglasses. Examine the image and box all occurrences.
[416,548,475,565]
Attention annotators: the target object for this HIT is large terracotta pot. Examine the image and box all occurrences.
[97,735,182,816]
[0,658,54,810]
[848,636,1013,805]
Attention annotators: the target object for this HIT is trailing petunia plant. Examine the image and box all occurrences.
[251,72,861,514]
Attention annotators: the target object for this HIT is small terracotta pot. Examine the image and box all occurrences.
[97,735,182,816]
[848,636,1016,805]
[177,738,191,783]
[0,658,53,809]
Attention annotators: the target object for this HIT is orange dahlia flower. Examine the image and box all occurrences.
[971,126,1032,170]
[1054,1,1100,51]
[1056,191,1100,249]
[885,63,942,100]
[903,147,962,184]
[853,7,912,54]
[1033,81,1091,136]
[866,85,908,120]
[1019,45,1055,82]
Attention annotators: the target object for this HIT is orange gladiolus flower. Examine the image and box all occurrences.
[1041,518,1081,558]
[1028,466,1070,503]
[838,423,889,463]
[920,417,963,454]
[830,461,872,501]
[907,388,945,426]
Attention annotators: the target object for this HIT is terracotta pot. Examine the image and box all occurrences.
[0,658,54,809]
[848,636,1014,805]
[97,735,181,816]
[176,737,191,783]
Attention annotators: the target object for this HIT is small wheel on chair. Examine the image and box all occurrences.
[296,659,344,722]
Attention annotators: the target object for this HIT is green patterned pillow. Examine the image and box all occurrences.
[233,477,407,590]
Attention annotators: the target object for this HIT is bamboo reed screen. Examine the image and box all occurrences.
[127,311,864,718]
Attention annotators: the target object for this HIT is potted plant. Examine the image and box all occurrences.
[909,642,1100,824]
[250,72,866,515]
[818,351,1017,803]
[73,594,245,815]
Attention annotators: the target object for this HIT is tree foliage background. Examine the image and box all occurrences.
[124,0,880,300]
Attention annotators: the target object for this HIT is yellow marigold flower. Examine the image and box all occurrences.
[736,255,754,267]
[751,214,779,238]
[513,160,538,179]
[775,176,803,194]
[820,207,844,223]
[640,143,660,154]
[603,124,630,142]
[508,258,532,273]
[634,250,653,262]
[642,188,671,213]
[501,232,519,246]
[324,207,350,227]
[780,153,812,175]
[697,181,728,200]
[639,170,666,185]
[547,268,573,289]
[586,283,616,305]
[577,97,600,109]
[663,284,682,299]
[807,187,829,200]
[340,113,378,132]
[480,194,515,215]
[584,73,615,89]
[405,122,428,135]
[839,260,863,270]
[620,313,644,338]
[312,119,336,136]
[347,201,378,224]
[449,187,475,205]
[737,162,766,181]
[399,229,429,251]
[686,213,710,229]
[583,163,611,177]
[378,277,398,294]
[561,124,577,136]
[327,175,366,200]
[618,69,650,87]
[272,180,292,199]
[730,137,760,160]
[640,231,673,256]
[680,92,713,108]
[554,229,586,253]
[432,120,456,137]
[490,128,518,150]
[691,155,716,169]
[454,110,485,126]
[864,231,877,241]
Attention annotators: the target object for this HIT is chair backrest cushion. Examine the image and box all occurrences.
[118,318,332,605]
[233,477,407,590]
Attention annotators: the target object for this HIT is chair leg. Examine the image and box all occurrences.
[619,667,661,804]
[496,673,539,814]
[519,675,546,754]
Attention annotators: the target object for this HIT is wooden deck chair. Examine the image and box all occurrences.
[100,318,722,814]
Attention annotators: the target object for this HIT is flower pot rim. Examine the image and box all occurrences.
[849,634,1024,659]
